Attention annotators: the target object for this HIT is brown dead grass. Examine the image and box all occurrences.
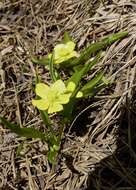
[0,0,136,189]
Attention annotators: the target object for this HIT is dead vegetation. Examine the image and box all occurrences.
[0,0,136,189]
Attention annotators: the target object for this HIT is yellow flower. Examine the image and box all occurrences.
[32,80,83,113]
[66,82,83,98]
[48,41,79,64]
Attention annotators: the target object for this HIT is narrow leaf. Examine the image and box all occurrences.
[62,96,76,120]
[67,31,128,67]
[67,55,99,87]
[83,83,107,98]
[81,72,104,96]
[0,116,48,141]
[63,55,100,120]
[32,56,49,66]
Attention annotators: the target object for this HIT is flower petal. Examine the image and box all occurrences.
[48,103,63,113]
[66,82,76,92]
[69,50,79,58]
[35,83,49,99]
[32,99,49,110]
[58,93,71,104]
[76,91,83,98]
[55,57,67,64]
[53,41,77,64]
[54,44,66,60]
[66,41,75,52]
[51,80,66,94]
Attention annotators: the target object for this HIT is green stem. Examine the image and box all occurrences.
[49,52,57,82]
[39,110,58,144]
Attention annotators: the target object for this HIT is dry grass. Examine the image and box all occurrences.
[0,0,136,189]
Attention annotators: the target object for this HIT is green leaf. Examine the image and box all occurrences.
[81,72,104,96]
[84,83,107,98]
[31,56,49,66]
[67,31,128,67]
[0,116,48,141]
[62,97,76,120]
[67,55,99,87]
[63,55,100,120]
[102,31,128,43]
[63,71,103,120]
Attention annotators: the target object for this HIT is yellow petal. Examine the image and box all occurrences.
[51,80,66,94]
[53,41,77,64]
[66,41,75,52]
[66,82,75,92]
[54,44,66,60]
[58,93,71,104]
[55,51,78,64]
[35,83,49,99]
[48,103,63,113]
[32,99,49,110]
[76,91,83,98]
[55,57,67,64]
[69,50,79,58]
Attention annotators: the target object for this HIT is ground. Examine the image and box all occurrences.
[0,0,136,190]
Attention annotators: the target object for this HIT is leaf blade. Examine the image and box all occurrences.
[31,56,49,66]
[67,31,128,67]
[81,72,104,95]
[0,116,48,141]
